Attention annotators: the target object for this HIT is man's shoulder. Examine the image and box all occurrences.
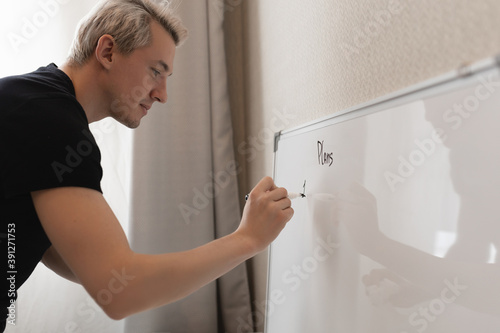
[0,64,75,104]
[0,64,87,126]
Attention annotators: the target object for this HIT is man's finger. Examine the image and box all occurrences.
[252,176,276,194]
[268,187,288,201]
[274,197,292,210]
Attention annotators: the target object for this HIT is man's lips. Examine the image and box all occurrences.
[140,104,151,114]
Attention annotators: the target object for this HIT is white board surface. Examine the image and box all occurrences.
[266,56,500,333]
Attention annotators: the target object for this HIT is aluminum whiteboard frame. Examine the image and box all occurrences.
[265,53,500,333]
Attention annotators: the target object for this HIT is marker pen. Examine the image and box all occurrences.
[245,192,306,201]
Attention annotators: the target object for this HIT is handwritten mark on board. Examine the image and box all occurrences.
[317,140,334,167]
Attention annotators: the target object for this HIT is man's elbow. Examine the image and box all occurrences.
[96,293,132,321]
[102,306,128,321]
[99,293,152,321]
[91,280,141,321]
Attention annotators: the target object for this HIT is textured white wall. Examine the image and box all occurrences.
[243,0,500,130]
[226,0,500,330]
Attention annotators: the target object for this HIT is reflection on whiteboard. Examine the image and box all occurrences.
[266,62,500,333]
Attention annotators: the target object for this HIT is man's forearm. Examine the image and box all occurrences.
[97,231,256,320]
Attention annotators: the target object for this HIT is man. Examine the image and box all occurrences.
[0,0,293,330]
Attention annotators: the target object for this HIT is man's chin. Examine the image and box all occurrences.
[112,115,141,129]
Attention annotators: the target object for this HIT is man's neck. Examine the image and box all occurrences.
[60,61,108,124]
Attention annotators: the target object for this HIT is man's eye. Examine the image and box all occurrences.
[152,69,161,77]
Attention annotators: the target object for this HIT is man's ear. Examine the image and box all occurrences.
[95,34,116,69]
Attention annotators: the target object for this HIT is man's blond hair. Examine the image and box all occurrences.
[68,0,188,66]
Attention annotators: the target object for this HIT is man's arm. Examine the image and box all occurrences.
[31,177,293,320]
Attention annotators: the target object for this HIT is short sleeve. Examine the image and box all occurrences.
[0,97,103,198]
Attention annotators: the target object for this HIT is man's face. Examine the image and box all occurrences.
[107,21,176,128]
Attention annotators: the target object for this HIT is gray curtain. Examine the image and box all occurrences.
[124,1,254,332]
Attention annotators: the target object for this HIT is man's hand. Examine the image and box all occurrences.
[236,177,294,253]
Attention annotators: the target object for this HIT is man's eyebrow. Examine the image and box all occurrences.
[158,61,169,72]
[157,60,173,77]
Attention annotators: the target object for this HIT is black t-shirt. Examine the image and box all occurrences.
[0,64,103,330]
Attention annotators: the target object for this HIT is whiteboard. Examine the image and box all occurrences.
[266,56,500,333]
